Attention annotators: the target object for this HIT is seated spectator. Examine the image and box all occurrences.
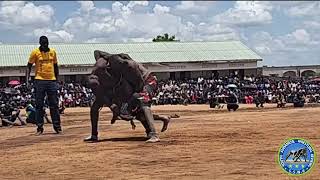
[209,93,224,109]
[64,93,73,107]
[1,102,26,127]
[225,91,239,111]
[25,101,36,124]
[25,101,52,124]
[248,95,254,104]
[254,91,265,108]
[276,92,286,108]
[293,92,305,107]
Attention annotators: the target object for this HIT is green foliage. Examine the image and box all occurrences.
[152,33,179,42]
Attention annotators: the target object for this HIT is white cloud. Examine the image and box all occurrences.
[176,1,195,10]
[271,1,310,7]
[214,1,273,27]
[153,4,170,14]
[285,2,320,17]
[250,29,319,56]
[0,1,240,44]
[94,8,110,16]
[88,22,116,34]
[303,21,320,30]
[198,23,234,35]
[127,1,149,8]
[32,28,74,42]
[78,1,95,13]
[61,3,182,42]
[172,1,216,24]
[249,29,320,66]
[197,32,240,42]
[178,22,239,42]
[111,1,124,13]
[255,46,271,55]
[0,1,25,7]
[249,32,281,55]
[59,2,241,43]
[280,29,319,46]
[175,1,210,13]
[252,31,273,43]
[0,2,54,29]
[290,29,310,44]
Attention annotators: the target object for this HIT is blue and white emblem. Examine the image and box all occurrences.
[278,138,316,176]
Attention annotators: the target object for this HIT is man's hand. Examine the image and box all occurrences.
[26,63,33,89]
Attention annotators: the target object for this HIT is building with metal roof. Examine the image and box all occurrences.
[0,41,262,83]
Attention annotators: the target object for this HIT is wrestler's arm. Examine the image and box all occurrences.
[133,63,146,92]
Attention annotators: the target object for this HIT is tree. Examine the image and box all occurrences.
[152,33,180,42]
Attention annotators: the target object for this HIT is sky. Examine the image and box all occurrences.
[0,1,319,66]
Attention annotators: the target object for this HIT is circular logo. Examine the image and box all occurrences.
[278,138,316,176]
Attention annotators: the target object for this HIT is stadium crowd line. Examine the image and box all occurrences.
[154,75,320,106]
[0,75,319,127]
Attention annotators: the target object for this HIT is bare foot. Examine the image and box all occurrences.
[161,116,171,132]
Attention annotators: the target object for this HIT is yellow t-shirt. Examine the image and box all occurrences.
[28,48,58,80]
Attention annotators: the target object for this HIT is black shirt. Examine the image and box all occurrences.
[1,106,14,116]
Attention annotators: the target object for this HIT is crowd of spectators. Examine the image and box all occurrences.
[0,75,319,126]
[1,75,319,109]
[0,82,94,127]
[0,82,94,109]
[1,75,320,108]
[153,75,320,107]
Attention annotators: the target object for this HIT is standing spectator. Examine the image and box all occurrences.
[26,36,62,135]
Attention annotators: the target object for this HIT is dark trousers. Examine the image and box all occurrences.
[227,104,239,111]
[34,80,61,130]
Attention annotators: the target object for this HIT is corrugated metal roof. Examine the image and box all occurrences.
[0,41,262,67]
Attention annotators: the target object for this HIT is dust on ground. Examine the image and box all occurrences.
[0,104,319,180]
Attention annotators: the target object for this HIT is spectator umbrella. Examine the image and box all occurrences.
[8,80,20,86]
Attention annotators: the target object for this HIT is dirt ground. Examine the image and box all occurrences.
[0,104,319,180]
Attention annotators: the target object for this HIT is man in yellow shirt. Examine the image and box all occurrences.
[26,36,62,135]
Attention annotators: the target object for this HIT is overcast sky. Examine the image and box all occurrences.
[0,1,319,66]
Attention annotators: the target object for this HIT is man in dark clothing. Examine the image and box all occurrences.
[293,92,305,107]
[254,91,265,108]
[226,91,239,111]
